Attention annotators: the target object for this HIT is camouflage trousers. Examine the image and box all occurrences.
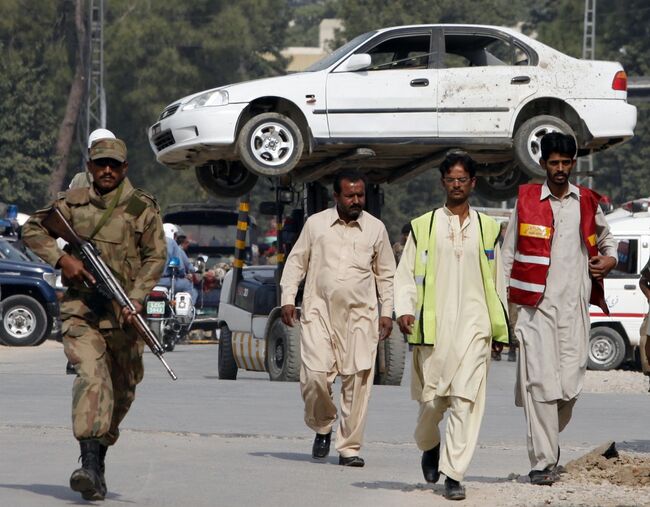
[62,316,144,446]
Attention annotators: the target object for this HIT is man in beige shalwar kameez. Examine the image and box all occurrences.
[501,133,617,485]
[395,152,509,500]
[280,169,395,467]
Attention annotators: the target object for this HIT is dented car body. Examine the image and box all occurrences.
[149,24,636,199]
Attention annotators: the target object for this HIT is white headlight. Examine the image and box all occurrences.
[182,90,229,110]
[43,272,57,288]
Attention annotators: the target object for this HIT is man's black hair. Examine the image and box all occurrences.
[540,132,577,160]
[401,223,411,235]
[333,169,367,194]
[438,151,476,178]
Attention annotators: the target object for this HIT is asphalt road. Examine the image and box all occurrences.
[1,342,648,507]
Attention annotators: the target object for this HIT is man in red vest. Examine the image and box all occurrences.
[501,132,617,486]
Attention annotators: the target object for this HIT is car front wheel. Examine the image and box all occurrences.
[0,295,49,346]
[237,112,304,177]
[514,115,574,179]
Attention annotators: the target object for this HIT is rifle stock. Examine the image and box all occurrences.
[42,207,177,380]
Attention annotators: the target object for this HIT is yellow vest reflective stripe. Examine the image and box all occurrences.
[409,210,508,346]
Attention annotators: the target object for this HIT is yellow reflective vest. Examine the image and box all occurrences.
[409,210,508,346]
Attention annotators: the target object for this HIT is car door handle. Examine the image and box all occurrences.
[624,284,637,290]
[511,76,531,84]
[410,78,429,87]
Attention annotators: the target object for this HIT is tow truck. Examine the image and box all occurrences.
[215,181,407,385]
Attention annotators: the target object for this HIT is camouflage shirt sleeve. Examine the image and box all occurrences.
[22,195,71,268]
[128,199,167,303]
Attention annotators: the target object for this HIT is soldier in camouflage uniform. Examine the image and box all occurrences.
[23,137,167,501]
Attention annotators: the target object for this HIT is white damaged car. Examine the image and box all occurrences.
[149,24,636,199]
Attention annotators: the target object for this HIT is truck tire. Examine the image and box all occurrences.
[475,165,529,201]
[237,112,304,177]
[266,319,301,382]
[218,324,238,380]
[195,160,258,198]
[514,115,574,179]
[0,295,48,346]
[588,327,627,371]
[374,327,407,386]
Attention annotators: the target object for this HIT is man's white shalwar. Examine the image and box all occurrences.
[395,207,507,481]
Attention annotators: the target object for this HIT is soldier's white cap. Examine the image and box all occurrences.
[88,128,116,149]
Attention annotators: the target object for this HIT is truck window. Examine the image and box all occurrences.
[609,238,639,278]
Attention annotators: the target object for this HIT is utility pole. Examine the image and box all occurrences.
[80,0,106,162]
[578,0,596,188]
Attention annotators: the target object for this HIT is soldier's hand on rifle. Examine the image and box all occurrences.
[57,253,96,287]
[281,304,298,327]
[397,314,415,335]
[378,316,392,341]
[121,300,143,326]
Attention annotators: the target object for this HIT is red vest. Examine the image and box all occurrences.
[509,184,608,314]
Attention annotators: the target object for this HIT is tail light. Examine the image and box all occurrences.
[148,290,167,300]
[612,71,627,91]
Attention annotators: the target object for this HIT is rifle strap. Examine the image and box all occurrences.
[89,181,124,240]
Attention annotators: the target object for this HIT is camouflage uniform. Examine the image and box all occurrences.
[23,177,166,446]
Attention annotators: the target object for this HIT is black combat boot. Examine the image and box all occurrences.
[98,443,108,497]
[70,439,105,501]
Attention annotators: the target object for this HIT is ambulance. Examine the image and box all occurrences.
[589,200,650,370]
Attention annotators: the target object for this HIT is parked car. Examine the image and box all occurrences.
[149,24,636,200]
[588,208,650,370]
[0,253,61,346]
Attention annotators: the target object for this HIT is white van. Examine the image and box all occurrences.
[589,205,650,370]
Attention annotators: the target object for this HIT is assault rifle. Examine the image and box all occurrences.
[42,207,177,380]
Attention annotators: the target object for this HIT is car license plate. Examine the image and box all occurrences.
[146,301,165,315]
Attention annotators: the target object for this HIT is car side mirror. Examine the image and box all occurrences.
[337,53,371,72]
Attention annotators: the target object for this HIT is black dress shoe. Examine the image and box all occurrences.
[528,468,556,485]
[312,432,331,459]
[444,477,466,500]
[421,444,440,483]
[338,455,365,467]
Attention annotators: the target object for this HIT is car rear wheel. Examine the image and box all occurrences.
[514,115,574,179]
[475,165,530,200]
[266,318,301,382]
[588,327,627,371]
[195,160,258,198]
[218,324,238,380]
[0,295,48,346]
[238,112,304,177]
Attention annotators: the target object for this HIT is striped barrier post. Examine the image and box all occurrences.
[229,194,250,305]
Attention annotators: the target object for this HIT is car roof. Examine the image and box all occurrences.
[164,202,257,226]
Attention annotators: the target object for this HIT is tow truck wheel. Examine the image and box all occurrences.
[0,295,48,346]
[218,324,238,380]
[374,326,407,386]
[267,319,300,382]
[588,326,626,371]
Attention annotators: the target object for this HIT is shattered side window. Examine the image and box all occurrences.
[443,34,530,68]
[366,34,432,70]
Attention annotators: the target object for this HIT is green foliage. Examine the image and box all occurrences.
[103,0,291,209]
[0,50,60,210]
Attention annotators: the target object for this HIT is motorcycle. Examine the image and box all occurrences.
[145,257,195,352]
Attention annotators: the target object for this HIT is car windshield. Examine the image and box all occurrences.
[0,238,33,262]
[305,31,377,72]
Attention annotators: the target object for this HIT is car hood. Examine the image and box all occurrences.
[172,72,318,107]
[0,258,54,277]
